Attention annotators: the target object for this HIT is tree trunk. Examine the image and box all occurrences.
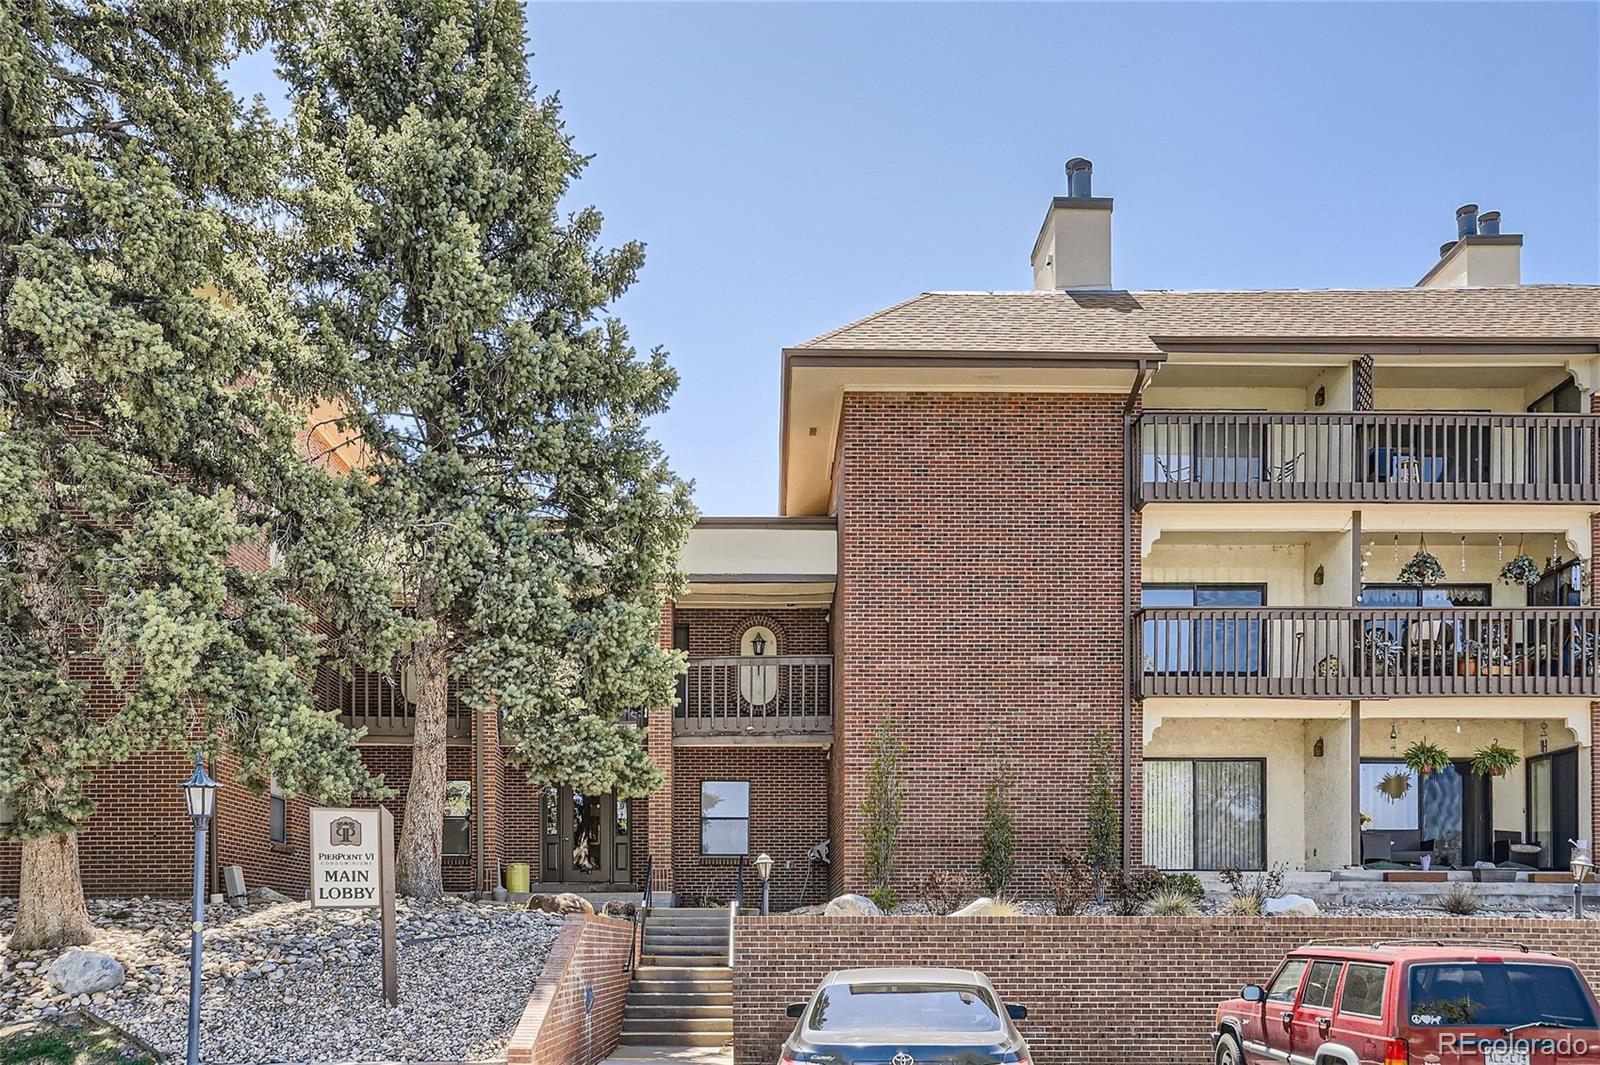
[395,627,449,898]
[12,833,94,951]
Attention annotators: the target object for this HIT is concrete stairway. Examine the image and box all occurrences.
[619,908,732,1049]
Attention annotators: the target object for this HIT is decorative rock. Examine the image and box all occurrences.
[1263,894,1321,917]
[47,950,125,995]
[526,892,594,916]
[949,897,1012,917]
[822,893,882,917]
[786,904,827,916]
[600,900,637,919]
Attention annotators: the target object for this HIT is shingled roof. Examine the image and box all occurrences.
[791,285,1600,355]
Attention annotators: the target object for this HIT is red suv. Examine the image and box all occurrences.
[1212,941,1600,1064]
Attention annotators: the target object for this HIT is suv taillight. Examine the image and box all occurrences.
[1383,1037,1409,1065]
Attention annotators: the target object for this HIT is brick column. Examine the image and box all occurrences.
[642,600,675,895]
[477,706,504,893]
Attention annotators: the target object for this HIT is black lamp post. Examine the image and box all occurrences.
[1572,843,1594,920]
[754,852,774,915]
[182,756,218,1065]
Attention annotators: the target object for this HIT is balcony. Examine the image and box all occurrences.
[1135,606,1600,699]
[1135,411,1600,506]
[675,655,833,739]
[332,667,471,739]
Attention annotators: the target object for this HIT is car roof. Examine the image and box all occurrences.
[1290,941,1572,964]
[822,966,988,986]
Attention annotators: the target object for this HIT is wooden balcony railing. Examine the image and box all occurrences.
[1135,411,1600,505]
[1135,606,1600,699]
[331,666,471,739]
[675,655,833,737]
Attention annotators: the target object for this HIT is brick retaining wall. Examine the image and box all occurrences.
[507,913,636,1065]
[733,915,1598,1064]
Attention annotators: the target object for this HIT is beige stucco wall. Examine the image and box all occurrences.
[1303,717,1354,867]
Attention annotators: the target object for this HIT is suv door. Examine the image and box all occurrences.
[1255,957,1310,1062]
[1290,960,1344,1060]
[1330,962,1391,1064]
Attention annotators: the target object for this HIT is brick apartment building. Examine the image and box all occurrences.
[8,162,1600,908]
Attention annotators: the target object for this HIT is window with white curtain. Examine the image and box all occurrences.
[1143,758,1265,870]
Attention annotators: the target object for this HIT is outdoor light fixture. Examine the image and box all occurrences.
[1571,842,1593,919]
[751,632,767,656]
[755,852,774,915]
[1390,724,1398,742]
[182,755,218,1065]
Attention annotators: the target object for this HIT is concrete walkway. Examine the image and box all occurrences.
[599,1046,732,1065]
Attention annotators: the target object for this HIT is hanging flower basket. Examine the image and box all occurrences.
[1403,739,1451,776]
[1378,771,1413,802]
[1470,741,1520,778]
[1498,554,1541,586]
[1398,538,1446,586]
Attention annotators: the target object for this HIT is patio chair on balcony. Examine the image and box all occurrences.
[1152,456,1190,483]
[1264,451,1305,483]
[1359,629,1404,677]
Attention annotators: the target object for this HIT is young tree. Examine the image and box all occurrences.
[282,0,695,897]
[1086,730,1122,875]
[0,3,408,948]
[860,718,906,910]
[977,758,1016,896]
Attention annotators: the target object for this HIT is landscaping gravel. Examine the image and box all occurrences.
[0,895,565,1063]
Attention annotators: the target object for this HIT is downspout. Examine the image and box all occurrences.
[1121,361,1152,868]
[474,710,485,896]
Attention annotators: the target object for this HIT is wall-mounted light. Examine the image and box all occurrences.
[1313,738,1325,758]
[1313,565,1325,586]
[1314,385,1326,407]
[1390,724,1399,742]
[751,632,767,656]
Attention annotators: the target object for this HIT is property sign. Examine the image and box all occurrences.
[309,806,399,1005]
[310,808,382,907]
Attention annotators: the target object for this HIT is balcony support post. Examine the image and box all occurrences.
[1349,700,1362,868]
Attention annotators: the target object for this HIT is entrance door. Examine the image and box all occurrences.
[1529,748,1580,870]
[541,787,631,884]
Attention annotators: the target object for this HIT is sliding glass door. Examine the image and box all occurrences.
[1142,584,1265,676]
[1144,758,1266,870]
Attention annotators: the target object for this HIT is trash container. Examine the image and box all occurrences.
[504,862,530,895]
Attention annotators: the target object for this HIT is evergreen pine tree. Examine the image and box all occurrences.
[280,0,695,897]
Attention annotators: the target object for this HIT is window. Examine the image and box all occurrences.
[700,781,749,856]
[1141,585,1265,675]
[444,780,472,857]
[1406,963,1596,1029]
[1143,759,1265,870]
[1301,961,1342,1010]
[1360,761,1420,831]
[269,779,286,845]
[1267,959,1309,1004]
[808,983,1002,1034]
[1339,964,1387,1018]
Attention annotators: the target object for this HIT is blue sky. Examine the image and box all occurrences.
[232,2,1600,515]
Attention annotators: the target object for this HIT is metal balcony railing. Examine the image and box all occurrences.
[676,655,833,737]
[1135,606,1600,699]
[1135,411,1600,505]
[330,666,471,738]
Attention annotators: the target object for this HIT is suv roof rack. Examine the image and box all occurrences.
[1300,937,1531,953]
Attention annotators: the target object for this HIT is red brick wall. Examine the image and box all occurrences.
[506,914,635,1065]
[834,392,1134,897]
[671,746,831,910]
[674,607,831,657]
[734,915,1600,1064]
[357,742,480,893]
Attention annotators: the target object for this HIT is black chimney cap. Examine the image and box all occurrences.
[1456,203,1479,219]
[1439,240,1458,258]
[1065,157,1093,173]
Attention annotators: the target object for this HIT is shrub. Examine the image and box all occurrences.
[1440,882,1482,916]
[1107,865,1164,916]
[980,897,1021,917]
[1162,872,1206,903]
[1146,889,1198,917]
[1220,864,1288,910]
[977,761,1017,895]
[1222,893,1262,916]
[1043,852,1096,916]
[918,871,982,916]
[860,719,906,911]
[1085,732,1121,875]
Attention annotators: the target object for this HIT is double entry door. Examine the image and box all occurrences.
[540,786,632,884]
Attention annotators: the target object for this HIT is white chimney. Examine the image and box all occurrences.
[1416,203,1522,288]
[1031,157,1113,291]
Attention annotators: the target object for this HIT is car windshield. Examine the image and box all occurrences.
[808,982,1003,1033]
[1406,963,1597,1029]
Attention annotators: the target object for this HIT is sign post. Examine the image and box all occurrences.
[310,807,399,1006]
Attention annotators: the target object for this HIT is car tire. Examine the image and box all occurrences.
[1214,1030,1244,1065]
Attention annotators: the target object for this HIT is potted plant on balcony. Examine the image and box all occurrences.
[1403,739,1451,777]
[1397,535,1446,586]
[1463,624,1518,676]
[1470,741,1520,778]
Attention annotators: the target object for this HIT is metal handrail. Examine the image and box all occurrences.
[728,861,746,967]
[626,854,654,973]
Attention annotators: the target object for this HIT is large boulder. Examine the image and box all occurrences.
[786,904,827,916]
[823,894,882,917]
[527,892,595,916]
[47,950,124,996]
[1262,894,1321,917]
[600,900,637,919]
[949,897,1020,917]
